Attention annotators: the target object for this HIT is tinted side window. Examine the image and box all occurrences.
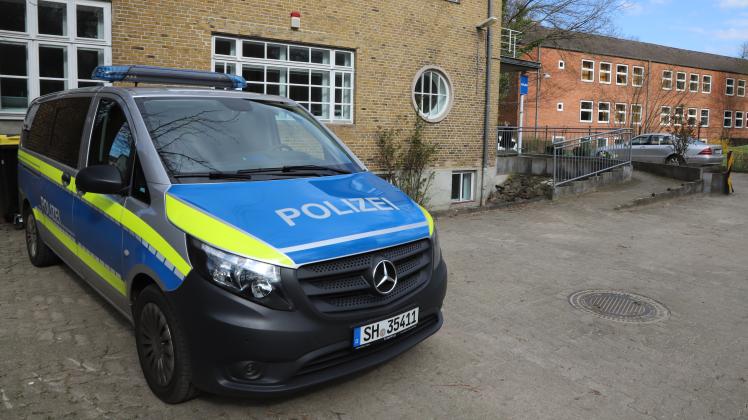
[47,97,91,167]
[88,98,134,184]
[25,101,56,156]
[130,155,150,204]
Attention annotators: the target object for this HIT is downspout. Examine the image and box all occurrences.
[645,60,651,133]
[535,46,542,129]
[480,0,493,206]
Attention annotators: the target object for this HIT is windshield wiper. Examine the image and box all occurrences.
[173,171,254,180]
[237,165,351,175]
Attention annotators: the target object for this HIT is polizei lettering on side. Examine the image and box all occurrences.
[275,197,401,227]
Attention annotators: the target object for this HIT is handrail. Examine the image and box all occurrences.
[500,28,521,58]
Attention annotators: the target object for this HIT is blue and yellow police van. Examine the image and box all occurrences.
[17,66,447,403]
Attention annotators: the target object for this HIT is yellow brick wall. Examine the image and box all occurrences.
[111,0,502,170]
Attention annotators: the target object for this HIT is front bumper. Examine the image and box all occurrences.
[168,258,448,397]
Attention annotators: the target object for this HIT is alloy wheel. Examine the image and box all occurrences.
[139,302,176,387]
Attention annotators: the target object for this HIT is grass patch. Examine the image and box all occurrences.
[724,145,748,172]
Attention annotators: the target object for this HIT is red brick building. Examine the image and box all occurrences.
[501,32,748,144]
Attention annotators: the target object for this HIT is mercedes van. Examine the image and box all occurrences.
[17,66,447,403]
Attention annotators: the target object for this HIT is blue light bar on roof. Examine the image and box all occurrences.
[92,65,247,89]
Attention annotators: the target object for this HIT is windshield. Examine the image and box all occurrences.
[136,97,361,178]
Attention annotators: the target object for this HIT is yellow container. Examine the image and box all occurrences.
[0,135,20,146]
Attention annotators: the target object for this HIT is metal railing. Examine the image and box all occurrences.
[552,129,633,187]
[500,28,521,58]
[498,126,626,155]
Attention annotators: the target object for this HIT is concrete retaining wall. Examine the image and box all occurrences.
[632,161,703,182]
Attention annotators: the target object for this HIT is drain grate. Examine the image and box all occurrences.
[569,289,669,323]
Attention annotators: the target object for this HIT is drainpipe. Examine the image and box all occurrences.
[480,0,494,206]
[535,46,541,129]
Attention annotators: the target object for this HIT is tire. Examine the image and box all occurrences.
[134,285,198,404]
[24,207,59,267]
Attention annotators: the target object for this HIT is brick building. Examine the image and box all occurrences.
[0,0,503,210]
[501,31,748,144]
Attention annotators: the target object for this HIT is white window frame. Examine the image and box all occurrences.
[736,111,744,129]
[597,102,610,123]
[702,75,712,93]
[614,103,626,125]
[211,36,355,123]
[689,73,699,93]
[675,71,686,91]
[579,100,593,123]
[660,106,671,126]
[616,64,628,86]
[632,66,644,87]
[558,60,565,70]
[412,66,453,123]
[726,78,735,96]
[724,110,733,128]
[581,59,594,82]
[556,102,563,112]
[0,0,112,117]
[662,70,672,90]
[687,107,697,126]
[599,62,611,84]
[451,171,475,203]
[700,109,709,127]
[738,79,746,97]
[631,104,642,125]
[673,106,684,126]
[552,135,566,142]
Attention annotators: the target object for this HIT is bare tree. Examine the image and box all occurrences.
[740,41,748,59]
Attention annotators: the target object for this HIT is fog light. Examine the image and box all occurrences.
[242,361,263,380]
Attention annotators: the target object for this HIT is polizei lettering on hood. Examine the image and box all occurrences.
[276,197,401,227]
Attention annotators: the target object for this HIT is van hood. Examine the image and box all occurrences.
[165,172,432,267]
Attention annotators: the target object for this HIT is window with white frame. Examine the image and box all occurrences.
[581,60,594,82]
[616,64,628,85]
[556,102,563,111]
[580,100,593,122]
[700,109,709,127]
[724,110,732,128]
[673,106,684,126]
[660,106,671,125]
[726,78,735,96]
[412,67,453,123]
[687,108,697,126]
[212,36,354,122]
[631,104,642,125]
[0,0,111,114]
[662,70,672,90]
[552,135,566,142]
[676,72,686,91]
[632,66,644,87]
[596,137,608,148]
[736,111,744,128]
[689,74,699,92]
[614,103,626,124]
[558,60,565,70]
[702,75,712,93]
[738,80,746,97]
[451,171,474,202]
[598,102,610,123]
[599,62,611,84]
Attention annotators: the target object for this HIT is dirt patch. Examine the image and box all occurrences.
[489,174,552,203]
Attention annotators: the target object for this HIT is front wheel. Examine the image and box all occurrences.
[134,285,198,404]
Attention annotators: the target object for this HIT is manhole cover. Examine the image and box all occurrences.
[569,289,669,323]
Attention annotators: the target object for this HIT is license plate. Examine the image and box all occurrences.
[715,149,722,155]
[353,307,419,348]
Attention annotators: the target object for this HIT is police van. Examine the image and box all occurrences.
[17,66,447,403]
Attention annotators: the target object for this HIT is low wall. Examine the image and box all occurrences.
[632,161,703,182]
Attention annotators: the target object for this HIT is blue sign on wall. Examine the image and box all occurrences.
[519,74,529,95]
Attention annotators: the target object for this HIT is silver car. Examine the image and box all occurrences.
[627,133,723,166]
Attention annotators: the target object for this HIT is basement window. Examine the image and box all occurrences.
[451,171,475,202]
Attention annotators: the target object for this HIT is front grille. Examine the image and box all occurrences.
[296,239,432,314]
[295,314,439,377]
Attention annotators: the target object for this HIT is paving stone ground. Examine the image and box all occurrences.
[1,173,747,419]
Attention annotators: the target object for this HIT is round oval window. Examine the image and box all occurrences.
[412,67,453,123]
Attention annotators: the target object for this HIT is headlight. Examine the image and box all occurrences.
[187,237,292,310]
[432,229,442,270]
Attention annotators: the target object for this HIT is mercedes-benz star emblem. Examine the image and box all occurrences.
[372,260,398,295]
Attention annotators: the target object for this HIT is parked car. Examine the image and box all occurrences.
[598,133,722,166]
[17,65,447,403]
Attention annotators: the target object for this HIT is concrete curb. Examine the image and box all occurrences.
[614,180,704,210]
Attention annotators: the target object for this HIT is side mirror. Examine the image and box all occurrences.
[76,165,126,195]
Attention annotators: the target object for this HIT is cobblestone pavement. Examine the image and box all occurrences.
[1,174,747,419]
